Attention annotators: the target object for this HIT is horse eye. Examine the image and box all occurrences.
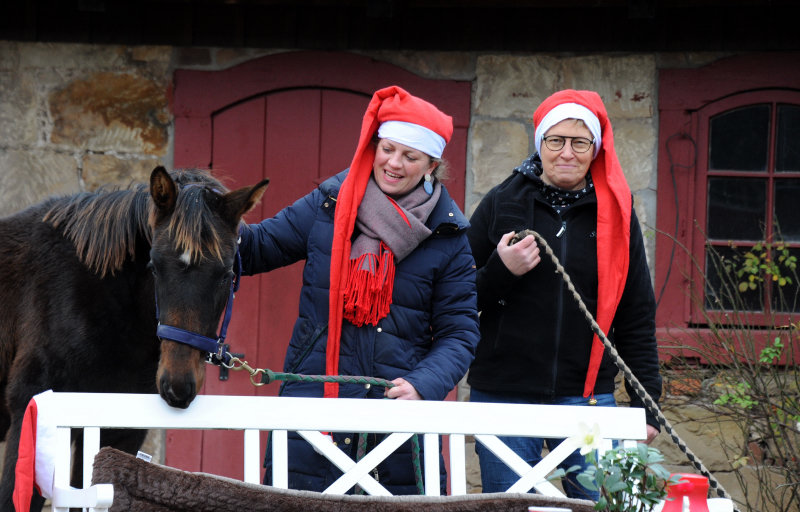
[146,261,156,275]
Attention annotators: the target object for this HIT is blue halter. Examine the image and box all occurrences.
[155,248,241,366]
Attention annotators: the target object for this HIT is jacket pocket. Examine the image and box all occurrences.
[286,320,328,374]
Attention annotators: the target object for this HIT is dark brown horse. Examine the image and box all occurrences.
[0,166,269,511]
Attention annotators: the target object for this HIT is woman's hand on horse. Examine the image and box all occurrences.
[497,231,541,276]
[384,378,422,400]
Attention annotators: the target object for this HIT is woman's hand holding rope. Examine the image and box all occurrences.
[384,377,422,400]
[498,231,541,276]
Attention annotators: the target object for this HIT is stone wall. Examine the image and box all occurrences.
[0,41,172,217]
[0,40,758,508]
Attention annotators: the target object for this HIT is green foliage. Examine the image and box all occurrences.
[713,381,757,409]
[723,241,797,292]
[759,337,785,363]
[662,229,800,511]
[548,445,682,512]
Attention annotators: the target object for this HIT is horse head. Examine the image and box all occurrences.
[148,166,268,409]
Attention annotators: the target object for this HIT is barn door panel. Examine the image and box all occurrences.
[319,90,371,181]
[254,89,323,398]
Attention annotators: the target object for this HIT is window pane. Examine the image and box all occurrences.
[705,246,763,311]
[776,105,800,172]
[709,105,770,171]
[774,179,800,242]
[707,178,766,240]
[771,248,800,313]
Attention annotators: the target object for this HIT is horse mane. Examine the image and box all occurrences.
[44,169,231,277]
[163,170,233,266]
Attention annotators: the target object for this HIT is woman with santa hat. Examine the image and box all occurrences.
[238,86,479,494]
[466,90,662,498]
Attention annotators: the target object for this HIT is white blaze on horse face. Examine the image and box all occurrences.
[179,249,192,267]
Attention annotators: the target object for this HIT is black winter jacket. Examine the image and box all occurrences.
[466,166,662,429]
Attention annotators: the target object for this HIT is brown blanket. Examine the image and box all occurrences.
[92,447,596,512]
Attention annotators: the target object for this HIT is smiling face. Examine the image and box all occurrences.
[372,138,437,198]
[540,119,595,191]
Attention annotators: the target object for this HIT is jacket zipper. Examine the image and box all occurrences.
[551,220,568,397]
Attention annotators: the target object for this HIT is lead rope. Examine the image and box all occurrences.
[514,230,737,508]
[354,433,425,495]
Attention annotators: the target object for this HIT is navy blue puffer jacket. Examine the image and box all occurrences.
[239,170,480,494]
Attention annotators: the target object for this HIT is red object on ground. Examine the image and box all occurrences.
[662,473,710,512]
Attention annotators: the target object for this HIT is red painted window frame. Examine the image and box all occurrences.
[690,91,800,325]
[655,53,800,357]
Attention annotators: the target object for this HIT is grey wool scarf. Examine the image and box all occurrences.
[343,176,441,326]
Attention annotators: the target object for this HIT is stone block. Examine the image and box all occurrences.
[49,72,171,155]
[713,466,789,512]
[82,154,161,191]
[0,149,80,217]
[130,46,172,76]
[176,47,212,67]
[612,117,656,192]
[140,429,166,465]
[475,55,560,119]
[471,120,530,196]
[457,373,471,402]
[0,41,18,70]
[465,439,482,493]
[131,46,171,64]
[359,51,476,81]
[634,189,657,274]
[656,52,736,70]
[561,55,656,120]
[653,403,746,472]
[0,70,39,146]
[216,48,285,69]
[19,42,126,70]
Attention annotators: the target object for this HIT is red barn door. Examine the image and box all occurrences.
[172,51,470,482]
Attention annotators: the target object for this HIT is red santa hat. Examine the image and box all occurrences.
[533,90,632,398]
[13,390,57,511]
[325,86,453,398]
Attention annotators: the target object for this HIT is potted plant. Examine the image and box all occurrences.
[549,423,682,512]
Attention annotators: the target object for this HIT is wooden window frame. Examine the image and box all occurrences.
[655,53,800,354]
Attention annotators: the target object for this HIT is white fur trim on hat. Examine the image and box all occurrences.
[377,120,446,158]
[534,103,602,158]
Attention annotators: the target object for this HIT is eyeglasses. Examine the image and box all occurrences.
[542,135,595,153]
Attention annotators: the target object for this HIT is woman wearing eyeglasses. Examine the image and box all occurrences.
[466,90,662,498]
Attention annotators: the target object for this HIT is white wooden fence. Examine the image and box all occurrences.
[37,392,651,511]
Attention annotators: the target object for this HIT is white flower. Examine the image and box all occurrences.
[568,422,604,455]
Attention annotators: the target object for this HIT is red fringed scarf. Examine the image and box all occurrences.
[326,86,453,398]
[533,90,632,399]
[342,240,396,327]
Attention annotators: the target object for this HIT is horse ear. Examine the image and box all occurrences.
[150,166,177,214]
[222,178,270,225]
